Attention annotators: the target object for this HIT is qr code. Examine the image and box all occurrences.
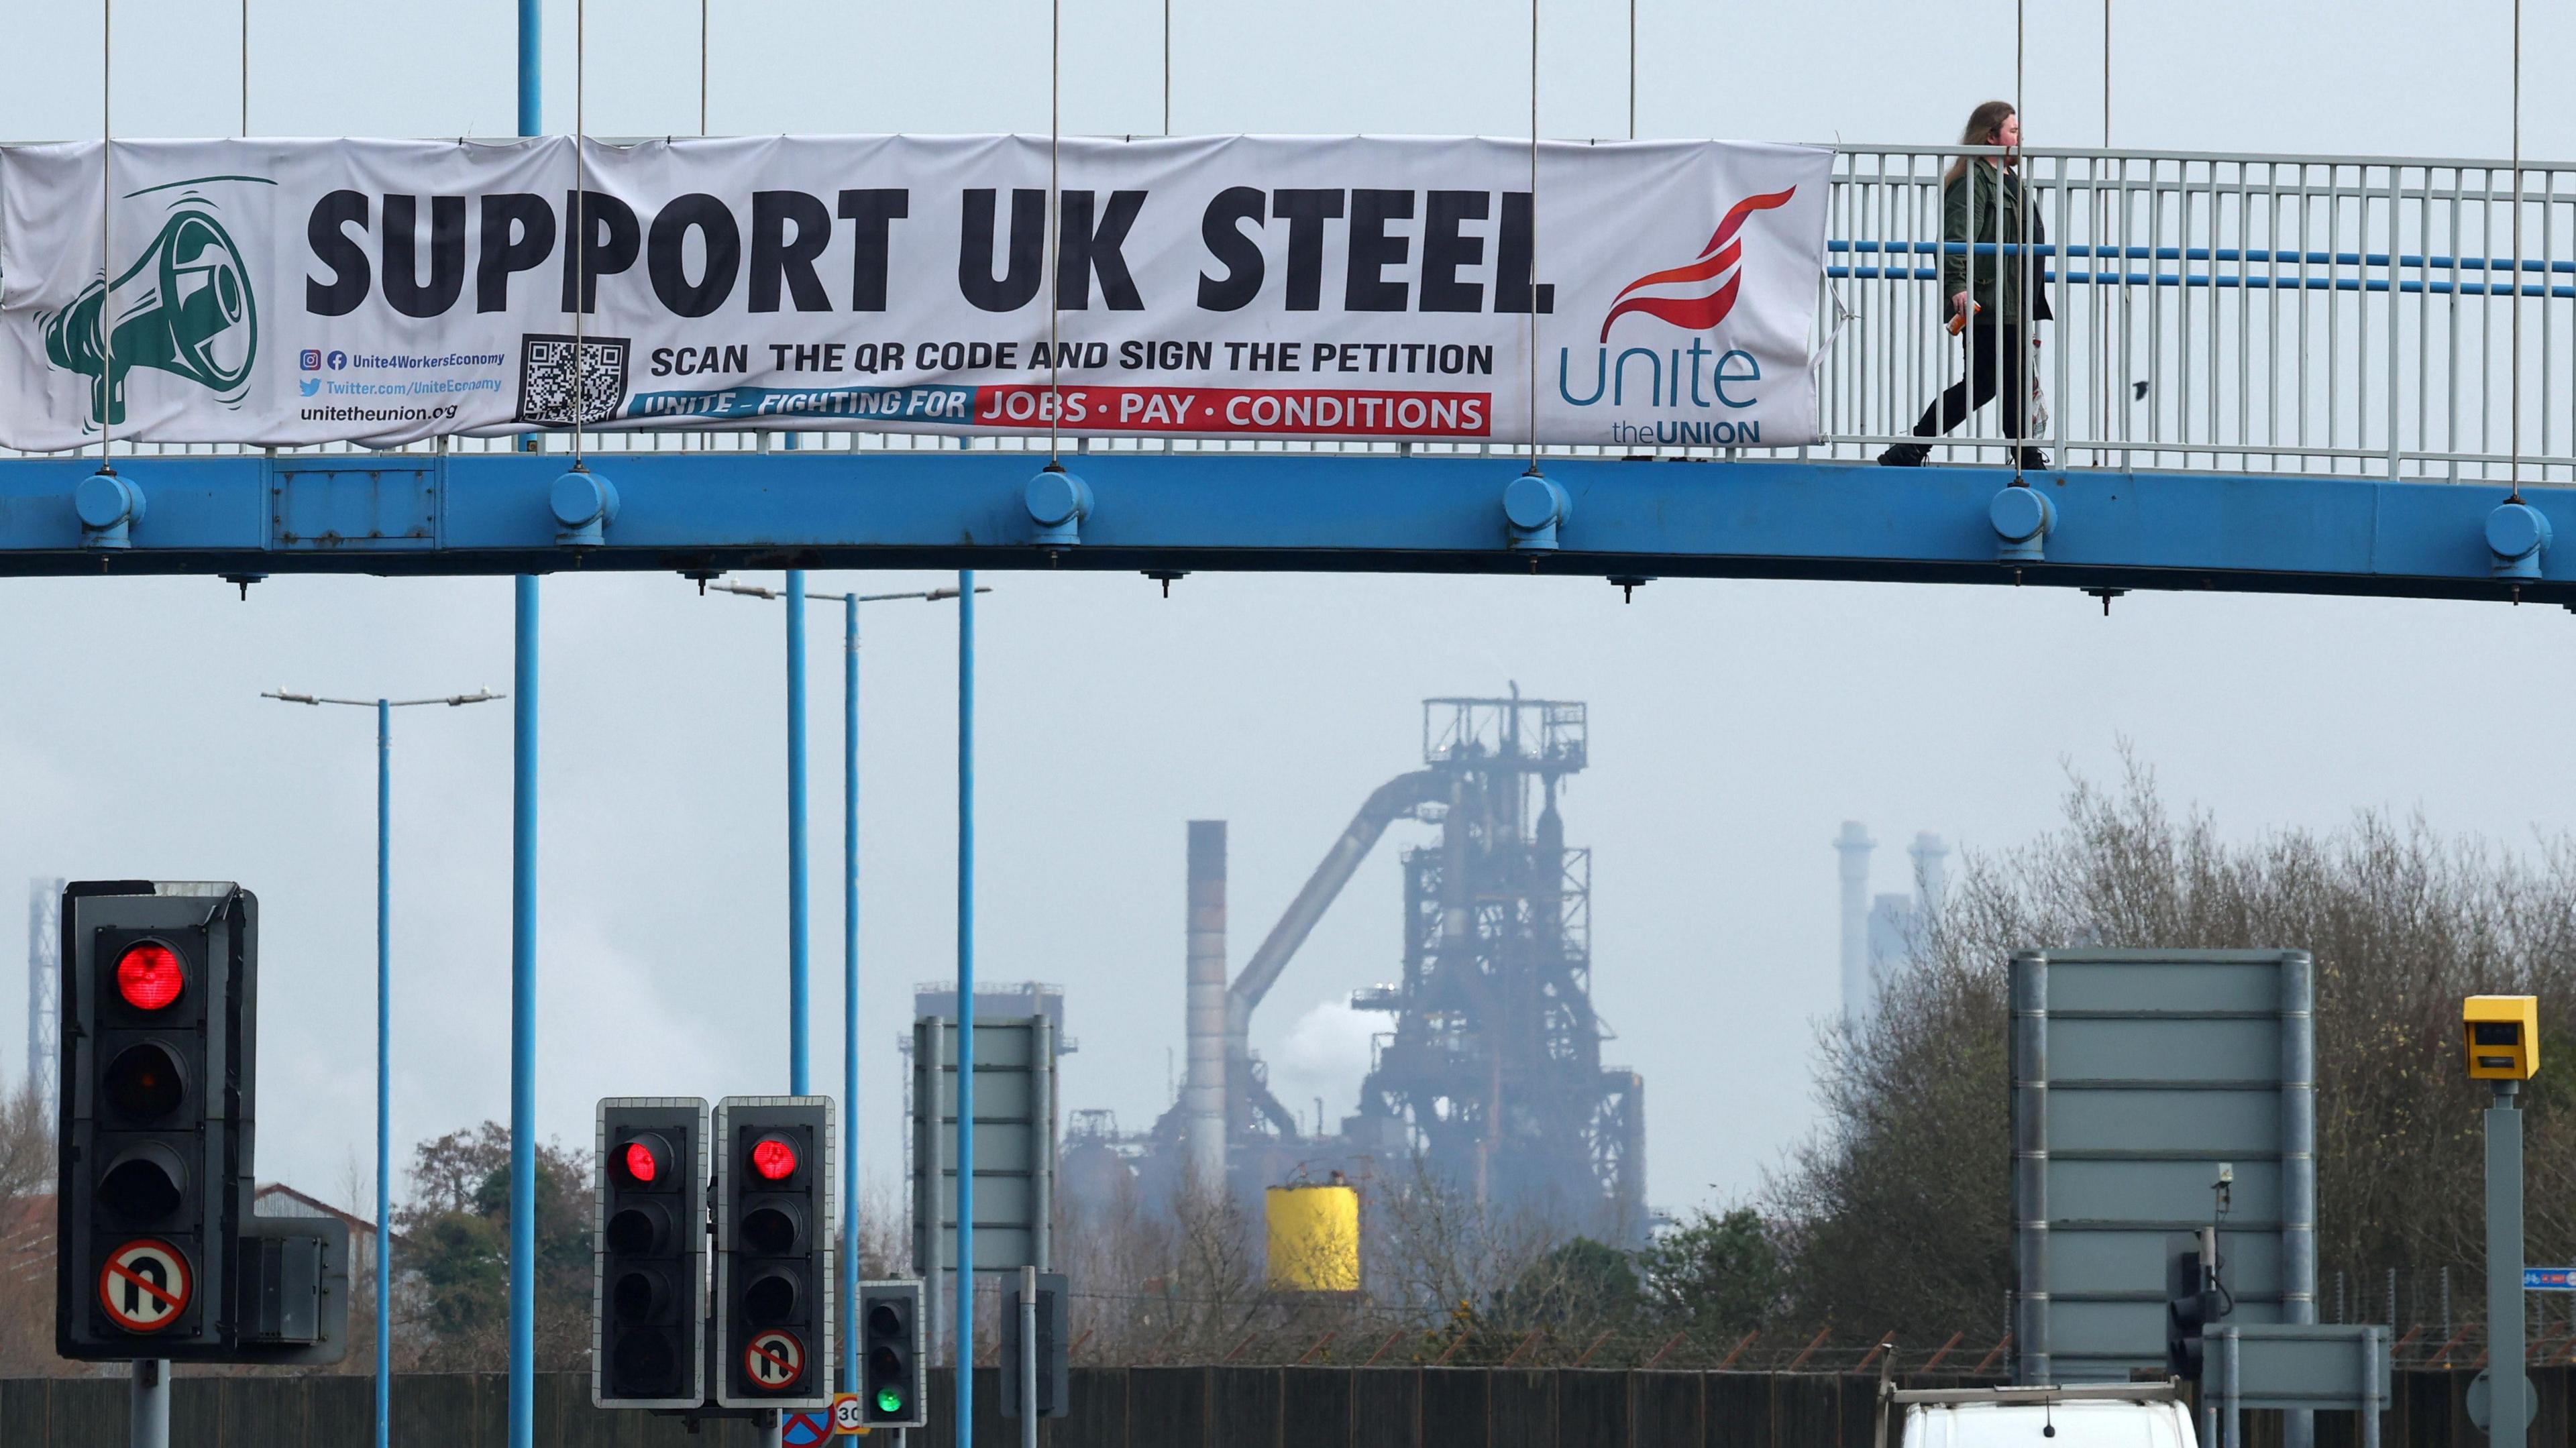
[516,334,631,427]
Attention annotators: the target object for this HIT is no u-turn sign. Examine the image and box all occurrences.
[744,1329,804,1390]
[98,1239,191,1333]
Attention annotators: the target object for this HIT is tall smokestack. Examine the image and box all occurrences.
[1909,832,1950,923]
[1835,822,1875,1025]
[1184,822,1229,1197]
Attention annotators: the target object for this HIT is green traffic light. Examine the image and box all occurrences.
[875,1388,905,1414]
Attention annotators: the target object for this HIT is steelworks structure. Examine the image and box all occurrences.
[1360,695,1643,1239]
[1089,693,1646,1245]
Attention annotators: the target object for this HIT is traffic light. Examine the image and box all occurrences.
[594,1098,708,1408]
[857,1280,927,1428]
[56,881,345,1366]
[1000,1270,1069,1420]
[57,882,254,1357]
[2165,1239,2223,1382]
[713,1096,833,1411]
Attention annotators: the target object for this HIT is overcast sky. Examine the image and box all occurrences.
[5,0,2575,1224]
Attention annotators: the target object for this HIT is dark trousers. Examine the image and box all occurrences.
[1911,324,2027,440]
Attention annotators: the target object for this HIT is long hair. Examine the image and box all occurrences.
[1942,101,2017,185]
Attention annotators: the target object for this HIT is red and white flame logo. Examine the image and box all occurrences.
[1598,187,1797,343]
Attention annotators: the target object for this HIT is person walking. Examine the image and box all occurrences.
[1880,101,2051,469]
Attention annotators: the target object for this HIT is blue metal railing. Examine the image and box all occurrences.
[1827,241,2576,298]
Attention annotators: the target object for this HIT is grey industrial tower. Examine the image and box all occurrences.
[1834,825,1947,1025]
[1352,696,1642,1239]
[25,877,62,1114]
[1097,692,1646,1244]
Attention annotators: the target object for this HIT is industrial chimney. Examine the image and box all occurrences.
[1183,822,1229,1197]
[1909,832,1950,922]
[1834,822,1874,1025]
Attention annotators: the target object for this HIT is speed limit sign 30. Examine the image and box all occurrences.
[98,1239,192,1333]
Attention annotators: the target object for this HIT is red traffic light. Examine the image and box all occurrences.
[115,944,183,1011]
[750,1136,796,1181]
[622,1140,660,1184]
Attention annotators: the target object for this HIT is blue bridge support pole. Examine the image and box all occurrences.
[506,578,538,1448]
[506,6,540,1447]
[788,569,810,1095]
[374,699,392,1448]
[954,571,976,1448]
[841,593,860,1396]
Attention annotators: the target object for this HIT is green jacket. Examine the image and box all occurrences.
[1941,160,2052,327]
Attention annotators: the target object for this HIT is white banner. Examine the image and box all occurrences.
[0,134,1829,452]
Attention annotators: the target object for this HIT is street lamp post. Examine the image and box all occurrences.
[262,686,502,1448]
[710,576,986,1395]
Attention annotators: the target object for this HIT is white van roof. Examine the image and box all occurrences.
[1903,1395,2198,1448]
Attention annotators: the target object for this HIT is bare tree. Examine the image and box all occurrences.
[0,1080,46,1205]
[1366,1154,1566,1325]
[0,1080,56,1375]
[1770,750,2576,1337]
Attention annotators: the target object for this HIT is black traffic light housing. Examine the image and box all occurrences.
[2166,1244,2224,1382]
[594,1097,709,1409]
[57,881,347,1365]
[713,1096,834,1411]
[1000,1270,1069,1419]
[858,1279,928,1428]
[57,882,248,1353]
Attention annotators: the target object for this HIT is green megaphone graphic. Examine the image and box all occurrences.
[45,209,258,427]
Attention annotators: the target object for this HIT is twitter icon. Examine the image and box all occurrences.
[298,378,321,398]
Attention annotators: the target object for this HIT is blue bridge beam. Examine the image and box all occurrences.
[0,451,2565,606]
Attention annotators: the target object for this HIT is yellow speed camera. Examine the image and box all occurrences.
[2463,996,2540,1080]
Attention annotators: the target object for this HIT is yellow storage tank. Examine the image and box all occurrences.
[1265,1180,1361,1292]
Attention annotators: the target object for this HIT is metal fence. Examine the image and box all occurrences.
[2322,1266,2576,1368]
[1057,1321,2006,1376]
[7,142,2574,482]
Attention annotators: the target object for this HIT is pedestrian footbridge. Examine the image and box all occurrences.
[3,143,2573,603]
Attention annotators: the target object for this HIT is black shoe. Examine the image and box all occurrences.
[2015,448,2051,471]
[1878,443,1929,467]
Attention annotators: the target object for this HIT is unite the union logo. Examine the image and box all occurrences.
[1597,186,1798,342]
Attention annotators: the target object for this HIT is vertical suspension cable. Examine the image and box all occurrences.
[241,0,249,135]
[2507,0,2522,498]
[1162,0,1171,135]
[100,0,112,467]
[1048,0,1061,462]
[1527,0,1539,465]
[1626,0,1635,141]
[2013,0,2023,152]
[699,0,710,455]
[2015,0,2025,172]
[2015,0,2027,480]
[2102,0,2110,146]
[571,0,588,464]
